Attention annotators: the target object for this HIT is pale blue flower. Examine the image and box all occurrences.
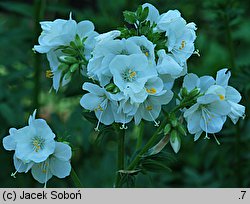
[87,38,141,86]
[31,142,72,187]
[214,69,245,124]
[134,77,173,125]
[80,82,118,130]
[156,49,184,78]
[2,110,56,163]
[109,54,157,102]
[127,36,156,65]
[34,14,98,91]
[184,94,230,141]
[142,3,160,25]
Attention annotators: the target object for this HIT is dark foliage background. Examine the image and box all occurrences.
[0,0,249,187]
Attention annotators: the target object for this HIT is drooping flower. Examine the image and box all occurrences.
[80,82,119,130]
[34,14,98,91]
[214,69,246,124]
[31,142,72,187]
[134,77,173,125]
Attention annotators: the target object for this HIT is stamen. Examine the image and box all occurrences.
[201,109,210,139]
[146,88,156,94]
[94,112,103,131]
[43,161,49,188]
[193,49,200,57]
[179,40,186,50]
[11,160,23,178]
[213,134,221,145]
[120,123,128,129]
[46,70,54,78]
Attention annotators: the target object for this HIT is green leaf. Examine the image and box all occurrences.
[123,11,137,24]
[141,159,172,173]
[139,7,149,22]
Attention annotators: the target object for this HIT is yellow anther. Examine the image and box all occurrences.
[129,70,136,78]
[145,51,149,57]
[42,169,47,173]
[219,94,225,100]
[32,139,41,152]
[94,105,103,112]
[146,105,153,111]
[46,70,54,78]
[146,88,157,94]
[179,40,186,50]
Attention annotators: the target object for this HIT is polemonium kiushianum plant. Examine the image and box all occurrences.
[2,3,246,187]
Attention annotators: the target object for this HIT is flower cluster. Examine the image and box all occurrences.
[32,2,246,153]
[182,69,245,142]
[79,3,198,130]
[2,110,72,187]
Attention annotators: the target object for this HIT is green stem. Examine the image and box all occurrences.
[127,118,168,170]
[70,167,83,187]
[135,121,144,151]
[127,103,186,171]
[114,128,125,187]
[33,0,46,111]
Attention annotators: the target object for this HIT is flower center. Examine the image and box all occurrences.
[146,105,153,111]
[123,68,137,82]
[120,49,129,55]
[32,136,45,152]
[218,94,225,100]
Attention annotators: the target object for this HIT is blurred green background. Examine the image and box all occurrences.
[0,0,250,188]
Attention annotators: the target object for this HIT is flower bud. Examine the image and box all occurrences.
[177,124,187,136]
[180,87,188,98]
[59,56,78,64]
[70,63,79,72]
[164,124,171,135]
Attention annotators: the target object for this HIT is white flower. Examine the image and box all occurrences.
[184,94,230,141]
[87,38,141,86]
[34,14,98,91]
[157,10,186,33]
[156,10,197,65]
[142,3,160,25]
[134,77,173,125]
[80,82,118,130]
[183,73,215,93]
[31,142,72,187]
[34,14,96,54]
[156,49,185,78]
[109,54,157,103]
[214,69,245,124]
[127,36,156,65]
[95,30,121,44]
[2,110,56,163]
